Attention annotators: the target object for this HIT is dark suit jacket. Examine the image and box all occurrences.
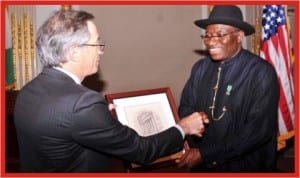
[14,67,183,172]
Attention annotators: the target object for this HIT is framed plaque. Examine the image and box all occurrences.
[105,87,188,171]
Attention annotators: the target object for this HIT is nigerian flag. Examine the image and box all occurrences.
[6,8,14,89]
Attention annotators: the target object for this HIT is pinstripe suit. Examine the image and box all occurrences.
[14,67,183,172]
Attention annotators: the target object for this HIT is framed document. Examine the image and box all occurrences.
[105,87,188,171]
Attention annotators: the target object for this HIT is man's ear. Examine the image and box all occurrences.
[237,31,245,43]
[67,46,81,62]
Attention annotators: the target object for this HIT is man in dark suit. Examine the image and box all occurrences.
[14,10,209,172]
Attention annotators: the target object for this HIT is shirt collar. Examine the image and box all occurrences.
[53,66,81,84]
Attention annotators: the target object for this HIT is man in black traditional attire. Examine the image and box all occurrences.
[176,5,279,172]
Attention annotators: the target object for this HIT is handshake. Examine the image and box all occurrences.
[177,112,209,137]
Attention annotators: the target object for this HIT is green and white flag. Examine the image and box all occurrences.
[5,8,15,90]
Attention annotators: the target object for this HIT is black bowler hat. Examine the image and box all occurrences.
[194,5,255,36]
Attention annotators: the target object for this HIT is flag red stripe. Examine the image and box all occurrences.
[278,83,294,131]
[278,28,289,65]
[278,26,293,83]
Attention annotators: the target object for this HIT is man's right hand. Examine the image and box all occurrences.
[178,112,209,137]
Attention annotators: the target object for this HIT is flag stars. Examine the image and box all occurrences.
[262,5,287,41]
[264,23,270,30]
[270,12,276,17]
[277,17,282,23]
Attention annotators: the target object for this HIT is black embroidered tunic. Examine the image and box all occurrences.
[179,49,279,172]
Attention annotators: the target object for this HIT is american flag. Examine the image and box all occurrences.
[260,5,294,146]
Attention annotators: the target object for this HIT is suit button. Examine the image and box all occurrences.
[212,161,217,166]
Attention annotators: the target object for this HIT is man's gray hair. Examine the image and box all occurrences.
[36,10,94,67]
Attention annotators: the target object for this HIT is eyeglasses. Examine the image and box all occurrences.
[79,42,106,52]
[201,29,240,41]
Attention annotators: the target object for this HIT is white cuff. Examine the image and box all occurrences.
[174,124,185,139]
